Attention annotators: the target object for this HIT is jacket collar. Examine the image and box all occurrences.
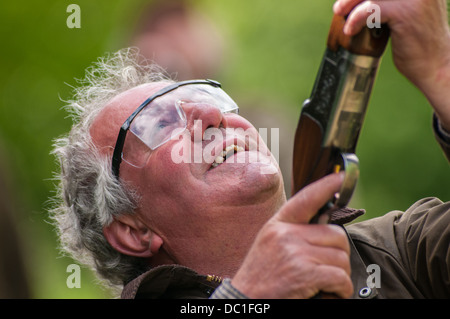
[121,264,221,299]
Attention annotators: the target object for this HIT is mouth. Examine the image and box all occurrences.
[210,144,245,169]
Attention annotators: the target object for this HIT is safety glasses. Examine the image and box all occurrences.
[111,79,239,178]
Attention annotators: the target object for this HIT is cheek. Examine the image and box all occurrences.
[121,132,152,168]
[139,143,196,199]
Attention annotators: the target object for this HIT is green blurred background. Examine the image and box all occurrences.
[0,0,448,298]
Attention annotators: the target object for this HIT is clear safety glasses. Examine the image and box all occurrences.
[111,79,239,178]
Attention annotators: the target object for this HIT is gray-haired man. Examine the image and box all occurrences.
[52,0,450,298]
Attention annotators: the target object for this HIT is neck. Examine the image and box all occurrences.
[183,188,287,279]
[147,177,287,279]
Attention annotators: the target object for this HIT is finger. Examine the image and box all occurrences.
[300,240,352,275]
[302,224,351,255]
[333,0,366,16]
[275,173,344,224]
[343,1,396,36]
[313,265,354,299]
[269,221,351,254]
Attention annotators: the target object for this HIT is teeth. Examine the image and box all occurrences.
[211,144,244,168]
[213,156,224,165]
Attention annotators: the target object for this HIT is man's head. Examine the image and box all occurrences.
[52,48,286,288]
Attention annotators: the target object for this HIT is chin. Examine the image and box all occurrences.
[232,161,285,207]
[202,150,286,208]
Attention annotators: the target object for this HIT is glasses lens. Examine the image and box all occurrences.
[180,84,239,114]
[122,83,239,168]
[130,98,187,151]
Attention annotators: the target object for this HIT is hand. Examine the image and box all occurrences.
[334,0,450,131]
[231,173,353,299]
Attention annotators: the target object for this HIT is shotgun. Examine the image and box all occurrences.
[292,14,389,224]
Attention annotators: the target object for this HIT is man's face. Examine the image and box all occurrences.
[91,82,286,273]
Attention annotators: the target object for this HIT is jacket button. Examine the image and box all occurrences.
[359,287,372,298]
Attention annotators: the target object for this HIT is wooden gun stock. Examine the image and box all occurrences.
[327,14,389,57]
[292,14,389,224]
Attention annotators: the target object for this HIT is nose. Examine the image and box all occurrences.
[181,102,228,138]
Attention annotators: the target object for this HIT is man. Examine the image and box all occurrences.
[51,0,450,298]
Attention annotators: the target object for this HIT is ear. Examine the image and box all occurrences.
[103,214,163,258]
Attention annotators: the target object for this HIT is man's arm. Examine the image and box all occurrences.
[396,198,450,298]
[212,0,450,299]
[334,0,450,132]
[347,198,450,298]
[334,2,450,298]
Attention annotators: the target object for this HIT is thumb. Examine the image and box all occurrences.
[275,173,344,224]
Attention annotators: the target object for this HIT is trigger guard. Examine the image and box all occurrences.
[311,152,360,224]
[334,153,359,207]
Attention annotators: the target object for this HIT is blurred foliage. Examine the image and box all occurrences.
[0,0,448,298]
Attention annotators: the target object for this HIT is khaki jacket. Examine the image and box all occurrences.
[347,197,450,298]
[122,118,450,299]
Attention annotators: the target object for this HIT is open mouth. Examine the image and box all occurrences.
[211,144,245,168]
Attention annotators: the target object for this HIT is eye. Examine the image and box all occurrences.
[158,120,170,129]
[157,113,178,130]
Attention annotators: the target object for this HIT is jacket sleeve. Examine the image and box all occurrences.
[391,116,450,297]
[209,279,249,299]
[394,198,450,298]
[347,198,450,298]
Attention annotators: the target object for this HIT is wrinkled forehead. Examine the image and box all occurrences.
[134,82,240,118]
[105,80,238,120]
[107,82,172,117]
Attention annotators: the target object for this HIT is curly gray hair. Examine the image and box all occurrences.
[51,48,172,289]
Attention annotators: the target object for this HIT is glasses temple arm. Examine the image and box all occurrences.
[112,127,128,178]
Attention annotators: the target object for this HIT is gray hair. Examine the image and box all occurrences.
[51,48,172,289]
